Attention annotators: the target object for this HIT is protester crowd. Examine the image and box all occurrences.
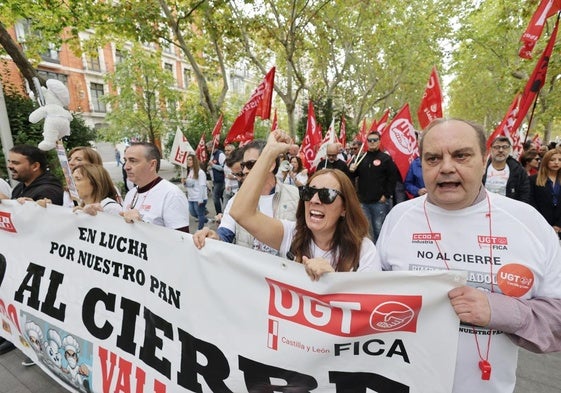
[1,118,561,393]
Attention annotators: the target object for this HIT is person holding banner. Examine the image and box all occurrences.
[2,145,64,363]
[8,144,64,206]
[72,163,122,216]
[230,130,378,281]
[193,139,299,254]
[121,142,190,232]
[375,118,561,393]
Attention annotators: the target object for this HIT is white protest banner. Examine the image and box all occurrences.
[0,201,465,392]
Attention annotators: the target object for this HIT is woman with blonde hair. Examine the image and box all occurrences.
[230,131,378,280]
[68,146,103,171]
[72,163,122,215]
[529,147,561,239]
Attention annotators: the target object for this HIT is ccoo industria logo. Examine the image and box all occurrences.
[266,278,422,337]
[0,212,16,233]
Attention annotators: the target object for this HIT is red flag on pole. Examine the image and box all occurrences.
[301,101,323,171]
[255,67,275,120]
[376,109,391,134]
[225,67,276,144]
[380,103,418,180]
[195,133,207,164]
[486,94,522,151]
[271,108,278,131]
[519,0,561,59]
[417,66,443,129]
[211,114,223,150]
[511,17,559,139]
[339,114,347,149]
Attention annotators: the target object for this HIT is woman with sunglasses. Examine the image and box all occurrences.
[230,131,379,280]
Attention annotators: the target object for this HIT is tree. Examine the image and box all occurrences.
[101,44,184,144]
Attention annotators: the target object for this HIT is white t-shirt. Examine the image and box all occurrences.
[279,220,379,272]
[185,169,207,203]
[375,191,561,393]
[485,164,510,196]
[123,179,189,230]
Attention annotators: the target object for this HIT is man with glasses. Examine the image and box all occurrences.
[349,131,398,242]
[193,140,299,254]
[482,136,530,203]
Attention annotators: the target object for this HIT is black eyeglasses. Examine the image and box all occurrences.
[367,138,380,142]
[232,171,244,177]
[240,160,257,170]
[299,186,343,204]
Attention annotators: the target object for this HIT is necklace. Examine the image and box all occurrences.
[130,177,162,209]
[423,194,494,381]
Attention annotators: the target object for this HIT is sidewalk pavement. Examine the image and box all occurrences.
[1,345,560,392]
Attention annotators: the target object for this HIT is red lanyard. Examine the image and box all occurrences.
[423,195,494,381]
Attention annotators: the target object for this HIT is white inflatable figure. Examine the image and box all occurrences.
[28,79,73,151]
[44,329,63,371]
[25,321,44,354]
[62,334,90,392]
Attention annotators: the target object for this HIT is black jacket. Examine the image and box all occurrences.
[11,172,64,206]
[482,157,531,204]
[529,174,561,239]
[316,158,351,178]
[350,150,397,203]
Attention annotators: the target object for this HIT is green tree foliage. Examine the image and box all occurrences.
[447,1,561,141]
[2,0,561,144]
[101,44,183,143]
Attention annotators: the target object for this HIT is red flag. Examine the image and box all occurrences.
[512,18,559,139]
[339,114,347,148]
[271,108,278,131]
[486,94,522,151]
[376,109,390,134]
[195,133,207,164]
[301,101,323,171]
[211,114,223,150]
[225,67,276,144]
[256,67,275,119]
[417,67,443,129]
[519,0,561,59]
[358,119,367,143]
[380,103,418,180]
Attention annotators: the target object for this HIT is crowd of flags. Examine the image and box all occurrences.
[171,1,559,174]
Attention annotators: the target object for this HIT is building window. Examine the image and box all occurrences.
[115,49,125,64]
[90,83,106,113]
[85,54,101,72]
[164,63,173,74]
[37,71,67,84]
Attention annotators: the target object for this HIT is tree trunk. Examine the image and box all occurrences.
[0,22,43,93]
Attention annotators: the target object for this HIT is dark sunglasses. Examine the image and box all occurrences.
[232,171,244,177]
[299,186,343,204]
[367,138,380,142]
[240,160,257,170]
